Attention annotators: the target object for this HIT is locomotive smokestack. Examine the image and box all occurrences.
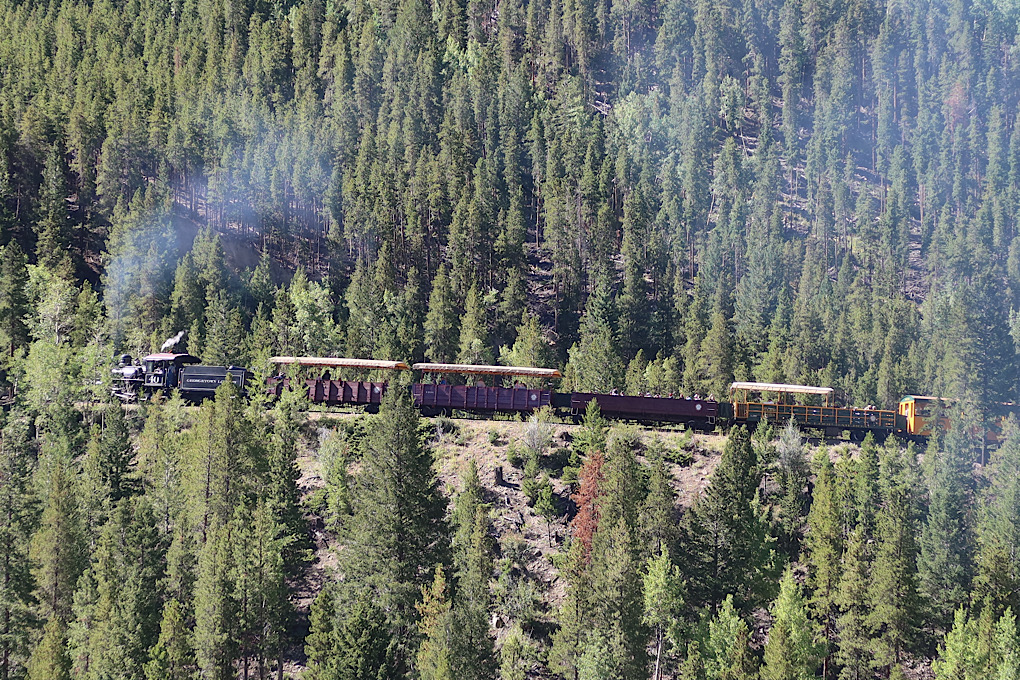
[161,330,185,352]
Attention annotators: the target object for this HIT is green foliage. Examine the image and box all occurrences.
[682,426,779,611]
[761,568,823,680]
[703,596,758,680]
[868,443,922,672]
[144,599,195,680]
[335,384,449,671]
[0,413,37,680]
[643,547,685,680]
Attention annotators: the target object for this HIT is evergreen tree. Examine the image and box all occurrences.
[144,599,195,680]
[761,568,822,680]
[457,283,492,365]
[683,426,778,610]
[834,527,870,680]
[932,608,978,680]
[416,566,454,680]
[337,381,450,672]
[703,596,758,680]
[193,523,236,680]
[641,448,679,555]
[499,313,554,386]
[868,444,921,673]
[804,449,841,668]
[498,623,531,680]
[34,142,72,277]
[450,497,495,680]
[0,243,29,360]
[425,266,460,363]
[0,414,36,680]
[853,434,881,539]
[918,424,974,630]
[643,547,685,680]
[774,421,808,555]
[566,279,624,393]
[306,589,395,680]
[974,423,1020,614]
[994,608,1020,680]
[25,617,70,680]
[68,498,163,680]
[29,454,85,624]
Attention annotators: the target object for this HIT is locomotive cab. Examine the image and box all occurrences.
[142,353,201,390]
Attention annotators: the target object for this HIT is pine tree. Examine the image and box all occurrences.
[566,279,624,393]
[868,445,921,673]
[425,266,460,363]
[775,421,808,555]
[804,449,841,668]
[451,506,495,680]
[338,381,450,672]
[193,523,236,680]
[643,547,685,680]
[232,501,290,678]
[26,617,70,680]
[834,527,870,680]
[853,433,881,539]
[0,414,36,680]
[994,608,1020,680]
[678,642,706,680]
[202,290,244,366]
[30,454,85,624]
[498,623,531,680]
[703,596,758,680]
[68,498,163,680]
[549,453,605,679]
[184,379,255,545]
[918,424,973,630]
[306,589,395,680]
[588,516,647,679]
[0,242,29,360]
[416,566,454,680]
[761,568,823,680]
[34,142,72,277]
[974,423,1020,614]
[683,426,778,610]
[457,283,492,365]
[932,608,977,680]
[534,478,558,547]
[641,449,679,555]
[499,313,554,386]
[144,599,195,680]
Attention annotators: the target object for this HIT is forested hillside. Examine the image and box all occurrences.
[2,0,1020,406]
[4,0,1020,677]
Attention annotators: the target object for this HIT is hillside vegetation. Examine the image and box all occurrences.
[2,0,1020,407]
[3,0,1020,677]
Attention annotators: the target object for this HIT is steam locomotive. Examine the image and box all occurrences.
[111,352,250,402]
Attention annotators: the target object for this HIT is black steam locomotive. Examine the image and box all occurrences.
[111,352,250,402]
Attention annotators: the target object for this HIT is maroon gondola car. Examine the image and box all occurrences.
[412,383,552,414]
[570,393,718,427]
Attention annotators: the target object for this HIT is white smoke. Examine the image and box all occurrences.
[160,330,185,352]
